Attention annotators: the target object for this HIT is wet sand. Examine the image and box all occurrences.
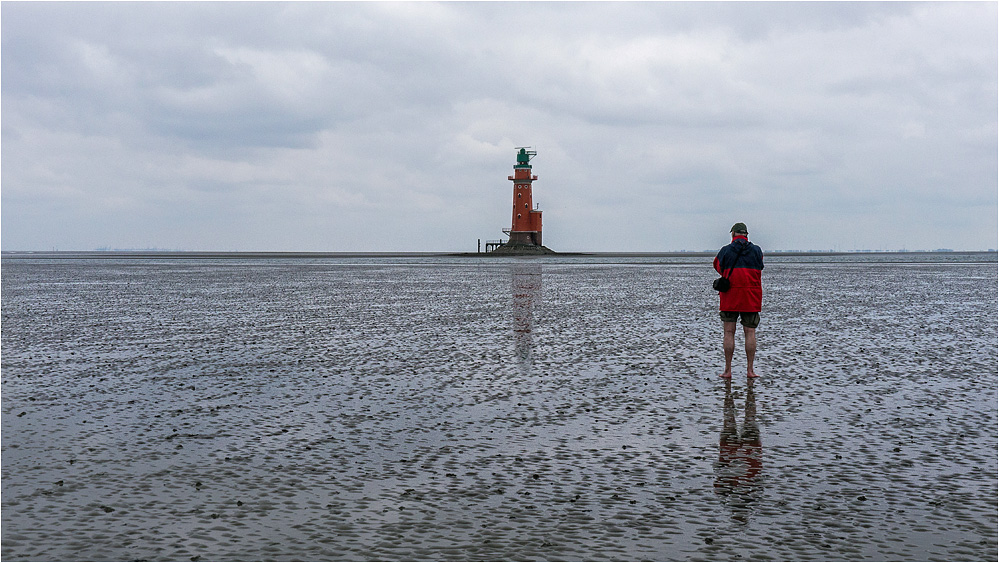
[2,254,997,561]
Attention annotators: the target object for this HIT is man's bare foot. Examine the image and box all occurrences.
[747,370,760,378]
[719,371,732,378]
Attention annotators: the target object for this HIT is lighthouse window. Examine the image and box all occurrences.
[517,193,522,198]
[517,214,522,219]
[525,203,529,209]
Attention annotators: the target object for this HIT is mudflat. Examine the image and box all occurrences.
[2,253,996,561]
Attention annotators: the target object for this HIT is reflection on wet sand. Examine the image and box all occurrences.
[714,379,763,523]
[511,263,542,372]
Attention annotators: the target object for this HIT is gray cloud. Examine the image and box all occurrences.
[2,1,996,252]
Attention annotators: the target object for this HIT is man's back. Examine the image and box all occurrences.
[714,237,764,313]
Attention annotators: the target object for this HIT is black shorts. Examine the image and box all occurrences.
[720,311,760,328]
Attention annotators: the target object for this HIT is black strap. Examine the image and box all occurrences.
[722,242,750,279]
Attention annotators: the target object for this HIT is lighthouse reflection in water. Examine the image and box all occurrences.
[511,263,541,373]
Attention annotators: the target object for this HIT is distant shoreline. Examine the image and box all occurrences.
[2,250,996,260]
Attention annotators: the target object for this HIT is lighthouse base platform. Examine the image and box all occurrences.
[489,243,557,255]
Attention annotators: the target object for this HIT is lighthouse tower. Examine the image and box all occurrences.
[505,147,543,246]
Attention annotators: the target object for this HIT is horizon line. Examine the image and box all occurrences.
[2,249,996,258]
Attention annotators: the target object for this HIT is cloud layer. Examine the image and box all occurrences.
[3,2,996,252]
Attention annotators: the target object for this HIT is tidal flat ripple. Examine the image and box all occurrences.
[2,253,996,561]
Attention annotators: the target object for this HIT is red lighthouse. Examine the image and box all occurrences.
[505,147,543,246]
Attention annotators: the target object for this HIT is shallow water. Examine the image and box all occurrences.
[2,253,996,561]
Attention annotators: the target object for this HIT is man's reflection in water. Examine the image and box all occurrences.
[511,263,541,374]
[713,378,763,523]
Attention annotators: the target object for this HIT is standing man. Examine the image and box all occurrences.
[714,223,764,378]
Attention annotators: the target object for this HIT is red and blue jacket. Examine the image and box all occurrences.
[713,236,764,312]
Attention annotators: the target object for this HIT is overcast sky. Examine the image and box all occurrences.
[2,1,996,252]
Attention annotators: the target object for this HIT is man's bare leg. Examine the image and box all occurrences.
[745,326,759,378]
[720,321,737,378]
